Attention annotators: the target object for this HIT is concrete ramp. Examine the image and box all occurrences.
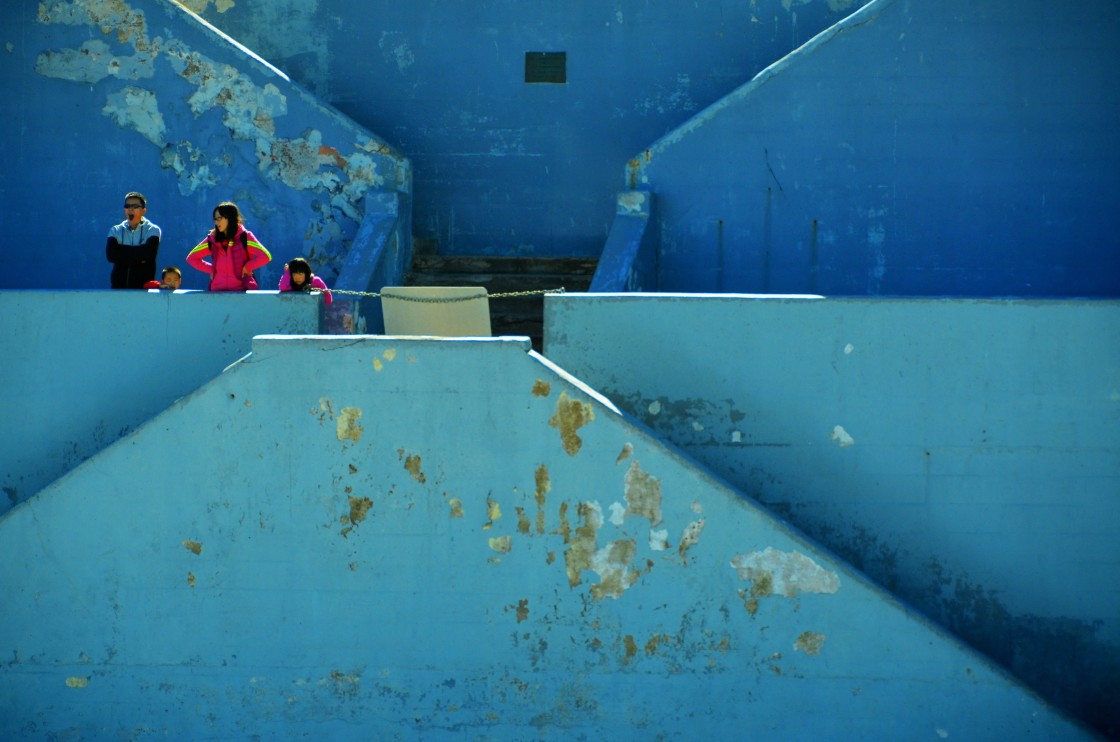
[0,337,1088,739]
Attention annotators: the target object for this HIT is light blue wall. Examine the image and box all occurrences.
[0,0,409,291]
[544,293,1120,735]
[0,335,1089,739]
[0,290,319,515]
[629,0,1120,296]
[190,0,869,258]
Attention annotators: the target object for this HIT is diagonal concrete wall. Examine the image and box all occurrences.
[628,0,1120,296]
[0,290,319,515]
[0,336,1089,738]
[544,293,1120,736]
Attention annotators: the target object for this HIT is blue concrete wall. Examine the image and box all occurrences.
[0,335,1089,739]
[544,293,1120,735]
[0,290,319,516]
[0,0,409,291]
[629,0,1120,296]
[188,0,869,258]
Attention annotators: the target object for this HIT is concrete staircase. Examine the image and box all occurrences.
[404,253,598,350]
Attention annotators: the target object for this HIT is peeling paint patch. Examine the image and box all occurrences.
[489,536,512,554]
[831,425,855,447]
[403,454,426,484]
[549,391,595,455]
[348,496,373,525]
[378,31,415,72]
[335,407,363,442]
[616,442,633,463]
[373,358,383,372]
[608,502,626,527]
[649,529,669,551]
[187,572,196,588]
[36,39,155,84]
[449,498,464,518]
[484,495,502,530]
[65,677,89,688]
[623,461,663,526]
[623,635,638,663]
[795,631,826,656]
[564,502,602,587]
[317,398,334,421]
[182,540,202,555]
[103,86,165,146]
[678,519,705,563]
[532,379,551,398]
[515,599,529,623]
[564,503,643,599]
[515,507,531,535]
[730,548,840,597]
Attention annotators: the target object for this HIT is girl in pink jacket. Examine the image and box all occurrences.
[278,257,333,305]
[186,201,272,291]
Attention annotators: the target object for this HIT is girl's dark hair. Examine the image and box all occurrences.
[287,258,313,291]
[213,201,243,241]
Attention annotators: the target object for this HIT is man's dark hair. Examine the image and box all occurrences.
[125,191,146,208]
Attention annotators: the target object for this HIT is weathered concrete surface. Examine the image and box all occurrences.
[0,336,1091,739]
[544,293,1120,736]
[630,0,1120,296]
[0,290,318,515]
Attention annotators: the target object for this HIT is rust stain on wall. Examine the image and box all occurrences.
[532,379,551,397]
[795,631,826,656]
[336,407,362,442]
[548,391,595,455]
[623,460,663,526]
[182,539,202,555]
[534,464,550,534]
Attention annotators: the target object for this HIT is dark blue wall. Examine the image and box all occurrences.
[192,0,868,257]
[631,0,1120,297]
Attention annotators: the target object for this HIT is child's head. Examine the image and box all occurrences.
[288,258,313,289]
[160,266,182,289]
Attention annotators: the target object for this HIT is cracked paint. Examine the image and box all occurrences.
[336,407,362,442]
[623,460,663,526]
[730,548,840,598]
[548,391,595,456]
[795,631,826,656]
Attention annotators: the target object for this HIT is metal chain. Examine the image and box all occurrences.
[322,287,566,303]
